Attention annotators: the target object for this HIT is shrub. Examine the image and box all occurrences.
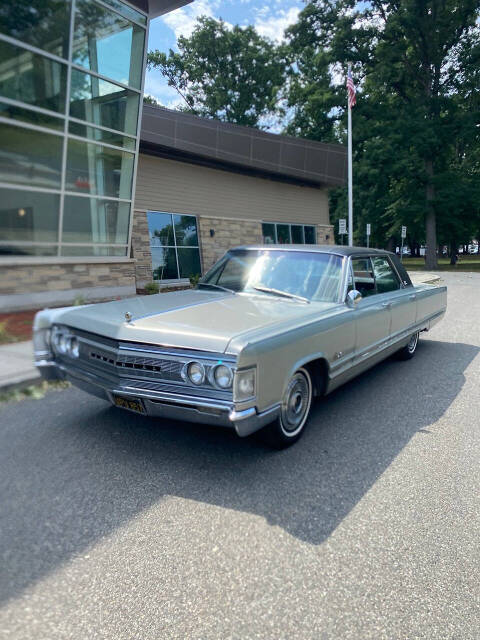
[189,273,201,287]
[144,281,160,295]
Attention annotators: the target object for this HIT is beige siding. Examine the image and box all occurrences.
[135,154,330,226]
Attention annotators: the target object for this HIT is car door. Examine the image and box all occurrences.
[371,255,417,341]
[351,256,391,366]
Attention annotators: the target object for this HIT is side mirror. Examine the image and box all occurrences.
[346,289,362,308]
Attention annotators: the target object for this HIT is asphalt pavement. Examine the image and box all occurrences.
[1,272,479,639]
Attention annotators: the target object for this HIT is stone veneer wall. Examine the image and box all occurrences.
[131,210,153,288]
[198,217,264,271]
[0,262,136,311]
[316,224,334,244]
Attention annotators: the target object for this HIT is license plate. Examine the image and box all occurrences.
[112,394,146,415]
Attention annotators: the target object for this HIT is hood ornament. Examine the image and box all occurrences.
[125,311,133,323]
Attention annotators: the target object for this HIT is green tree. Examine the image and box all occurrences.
[147,17,288,127]
[286,0,480,267]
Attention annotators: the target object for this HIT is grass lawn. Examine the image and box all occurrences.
[403,255,480,272]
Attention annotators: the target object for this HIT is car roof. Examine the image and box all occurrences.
[231,244,395,258]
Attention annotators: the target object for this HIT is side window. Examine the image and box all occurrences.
[372,256,401,293]
[352,258,376,297]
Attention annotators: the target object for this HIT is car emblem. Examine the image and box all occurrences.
[125,311,133,323]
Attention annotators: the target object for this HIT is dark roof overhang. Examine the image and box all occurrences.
[128,0,193,19]
[140,105,347,188]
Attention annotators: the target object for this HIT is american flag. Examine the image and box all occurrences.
[347,68,356,109]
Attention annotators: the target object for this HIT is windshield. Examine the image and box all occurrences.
[200,249,344,303]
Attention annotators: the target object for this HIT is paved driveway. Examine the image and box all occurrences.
[1,272,479,639]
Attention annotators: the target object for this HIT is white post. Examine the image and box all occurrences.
[347,70,353,247]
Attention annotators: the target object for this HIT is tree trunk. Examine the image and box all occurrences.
[450,239,457,265]
[424,159,438,269]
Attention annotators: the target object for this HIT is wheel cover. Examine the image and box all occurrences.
[408,332,419,354]
[279,370,312,436]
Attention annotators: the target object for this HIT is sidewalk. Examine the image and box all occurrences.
[0,341,40,393]
[0,271,442,394]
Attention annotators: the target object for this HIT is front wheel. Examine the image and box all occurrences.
[261,367,313,449]
[397,331,419,360]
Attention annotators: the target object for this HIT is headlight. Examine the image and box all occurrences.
[59,334,69,354]
[182,361,206,385]
[213,364,233,389]
[234,367,256,402]
[69,337,80,358]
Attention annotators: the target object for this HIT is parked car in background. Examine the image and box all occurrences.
[34,246,447,448]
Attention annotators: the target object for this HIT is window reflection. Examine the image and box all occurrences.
[147,212,201,281]
[0,188,59,243]
[65,138,134,199]
[0,41,67,113]
[62,196,130,244]
[0,0,71,59]
[73,0,145,90]
[70,68,139,135]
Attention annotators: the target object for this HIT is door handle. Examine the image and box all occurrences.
[409,294,416,300]
[381,301,391,308]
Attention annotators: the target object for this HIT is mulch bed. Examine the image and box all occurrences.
[0,309,39,342]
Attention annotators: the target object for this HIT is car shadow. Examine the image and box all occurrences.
[0,338,477,605]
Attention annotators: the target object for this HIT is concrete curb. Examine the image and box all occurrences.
[0,372,42,394]
[408,272,442,286]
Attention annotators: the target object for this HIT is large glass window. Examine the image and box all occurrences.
[70,68,139,135]
[262,222,317,245]
[0,41,67,113]
[0,188,59,244]
[0,0,71,59]
[0,102,64,130]
[62,196,130,244]
[0,122,63,189]
[65,139,134,199]
[73,0,145,90]
[148,212,202,281]
[69,121,135,150]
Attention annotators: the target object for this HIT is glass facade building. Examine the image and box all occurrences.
[0,0,147,259]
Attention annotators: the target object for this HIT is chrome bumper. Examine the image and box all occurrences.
[36,360,279,438]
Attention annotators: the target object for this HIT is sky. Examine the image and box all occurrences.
[144,0,304,109]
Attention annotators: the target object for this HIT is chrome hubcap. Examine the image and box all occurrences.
[280,371,311,435]
[408,332,419,354]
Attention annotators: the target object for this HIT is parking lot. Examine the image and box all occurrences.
[1,272,479,639]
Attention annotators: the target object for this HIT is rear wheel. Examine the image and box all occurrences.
[261,367,313,449]
[397,331,419,360]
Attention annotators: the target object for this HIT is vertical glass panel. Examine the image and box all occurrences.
[60,245,127,256]
[65,139,134,199]
[0,41,67,113]
[73,0,145,90]
[0,188,59,243]
[262,223,275,244]
[304,225,316,244]
[173,214,198,247]
[148,212,174,246]
[69,121,135,149]
[62,195,130,244]
[0,101,64,130]
[291,225,304,244]
[152,247,178,280]
[0,122,63,189]
[371,256,400,293]
[276,224,290,244]
[177,248,201,279]
[70,68,140,135]
[0,0,71,59]
[100,0,147,26]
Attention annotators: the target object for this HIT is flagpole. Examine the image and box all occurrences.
[347,64,353,247]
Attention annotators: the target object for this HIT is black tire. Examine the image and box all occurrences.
[261,367,313,449]
[397,331,420,360]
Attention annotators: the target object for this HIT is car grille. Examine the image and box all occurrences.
[55,326,234,401]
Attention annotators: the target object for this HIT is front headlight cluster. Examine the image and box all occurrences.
[51,327,80,358]
[181,361,234,389]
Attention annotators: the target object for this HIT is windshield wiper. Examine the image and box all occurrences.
[252,285,310,304]
[197,282,236,294]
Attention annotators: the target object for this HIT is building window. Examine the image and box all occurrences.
[262,222,317,245]
[147,212,202,282]
[0,0,146,260]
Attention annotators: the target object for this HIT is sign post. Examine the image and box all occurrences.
[401,226,407,262]
[339,219,347,245]
[366,223,371,248]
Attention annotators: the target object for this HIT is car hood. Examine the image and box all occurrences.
[56,289,337,354]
